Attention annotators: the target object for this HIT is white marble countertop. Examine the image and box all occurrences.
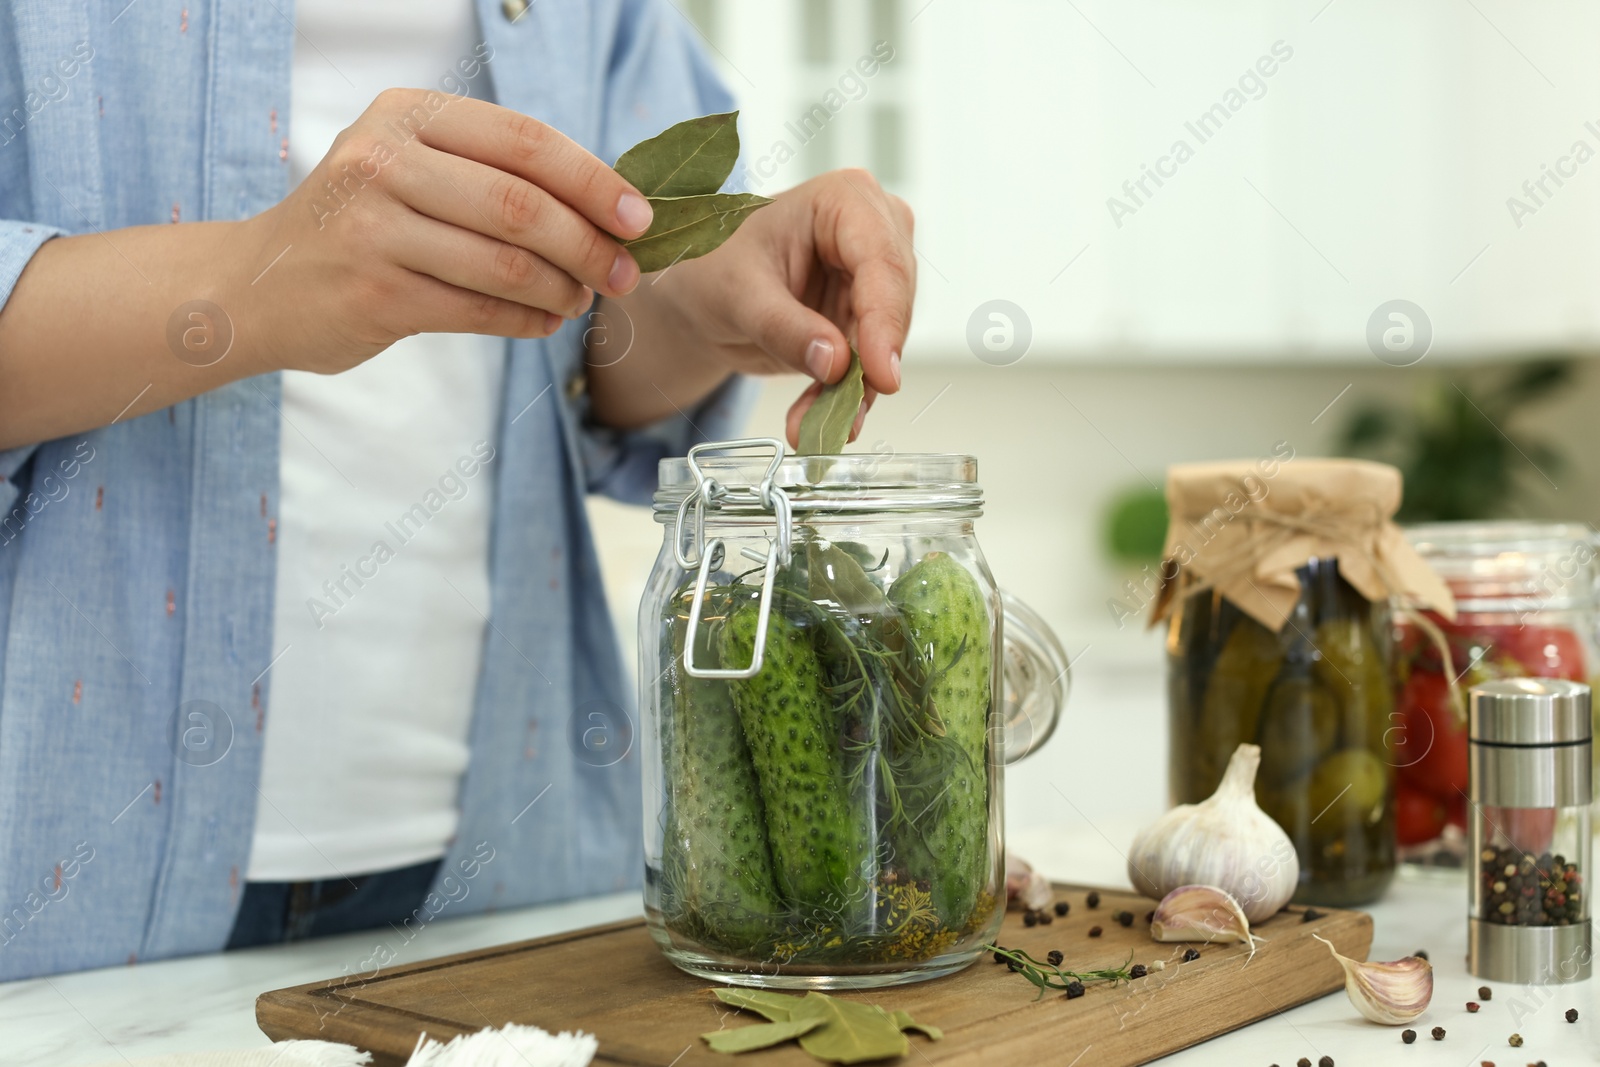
[4,818,1595,1066]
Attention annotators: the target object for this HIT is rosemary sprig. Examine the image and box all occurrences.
[985,945,1137,1001]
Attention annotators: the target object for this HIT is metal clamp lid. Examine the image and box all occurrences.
[1469,677,1592,746]
[674,439,795,681]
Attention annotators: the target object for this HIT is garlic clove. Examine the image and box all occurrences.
[1004,852,1052,912]
[1149,884,1262,963]
[1313,934,1433,1025]
[1126,744,1300,923]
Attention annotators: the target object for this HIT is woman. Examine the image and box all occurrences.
[0,0,912,979]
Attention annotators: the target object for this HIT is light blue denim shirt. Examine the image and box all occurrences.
[0,0,753,980]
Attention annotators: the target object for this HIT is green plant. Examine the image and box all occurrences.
[1336,359,1572,522]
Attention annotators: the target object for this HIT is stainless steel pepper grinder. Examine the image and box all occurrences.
[1468,677,1592,984]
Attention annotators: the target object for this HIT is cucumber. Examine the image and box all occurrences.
[720,597,870,914]
[661,601,784,950]
[887,552,993,927]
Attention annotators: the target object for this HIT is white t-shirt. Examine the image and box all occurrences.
[248,0,504,881]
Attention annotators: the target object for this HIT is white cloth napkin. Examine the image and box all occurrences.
[91,1024,598,1067]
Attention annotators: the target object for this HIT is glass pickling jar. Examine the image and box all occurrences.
[639,439,1069,988]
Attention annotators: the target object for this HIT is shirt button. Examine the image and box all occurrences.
[502,0,529,22]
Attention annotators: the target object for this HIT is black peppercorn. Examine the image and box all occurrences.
[1064,980,1085,999]
[1088,925,1103,938]
[1414,949,1429,960]
[1467,1001,1480,1012]
[1054,900,1070,917]
[1144,910,1155,923]
[1023,910,1038,927]
[1182,947,1200,962]
[1479,985,1492,1000]
[1302,908,1324,922]
[1567,1007,1579,1022]
[1113,910,1134,928]
[992,949,1006,964]
[1086,890,1101,908]
[1007,960,1022,972]
[1401,1029,1416,1044]
[1047,949,1064,966]
[1318,1056,1333,1067]
[1296,1058,1310,1067]
[1039,911,1054,925]
[1129,964,1147,978]
[1431,1026,1446,1040]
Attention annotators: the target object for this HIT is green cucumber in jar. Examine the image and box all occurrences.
[661,596,784,949]
[887,552,993,928]
[720,596,871,913]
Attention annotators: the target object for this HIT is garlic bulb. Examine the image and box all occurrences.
[1149,884,1262,962]
[1126,743,1298,922]
[1314,934,1433,1024]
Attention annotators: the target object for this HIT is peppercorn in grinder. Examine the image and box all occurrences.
[1468,678,1592,984]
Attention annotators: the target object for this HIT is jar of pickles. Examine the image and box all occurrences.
[640,440,1070,987]
[1397,523,1600,865]
[1156,458,1455,906]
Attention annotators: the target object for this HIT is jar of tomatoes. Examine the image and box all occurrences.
[1396,523,1600,865]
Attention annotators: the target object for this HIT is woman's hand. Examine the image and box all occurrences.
[584,168,915,447]
[0,89,660,449]
[243,89,654,375]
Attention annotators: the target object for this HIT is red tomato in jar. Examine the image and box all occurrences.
[1393,670,1469,798]
[1446,792,1467,831]
[1395,783,1450,845]
[1488,625,1587,682]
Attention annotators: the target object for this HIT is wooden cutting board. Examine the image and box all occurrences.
[257,884,1371,1067]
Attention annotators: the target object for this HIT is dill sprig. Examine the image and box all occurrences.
[985,944,1137,1000]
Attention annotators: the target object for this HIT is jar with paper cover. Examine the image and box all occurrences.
[1156,457,1456,905]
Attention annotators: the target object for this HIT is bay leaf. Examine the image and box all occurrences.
[889,1010,944,1041]
[796,349,864,455]
[623,192,773,273]
[713,987,799,1022]
[791,992,909,1064]
[807,540,890,618]
[614,111,741,197]
[703,1017,824,1054]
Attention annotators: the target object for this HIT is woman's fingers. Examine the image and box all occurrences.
[400,272,565,340]
[398,92,654,240]
[819,172,914,395]
[391,212,595,320]
[386,143,640,298]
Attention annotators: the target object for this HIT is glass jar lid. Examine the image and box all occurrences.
[1405,521,1598,612]
[1469,677,1592,746]
[653,448,982,520]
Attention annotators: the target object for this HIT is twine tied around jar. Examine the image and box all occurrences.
[1149,457,1465,717]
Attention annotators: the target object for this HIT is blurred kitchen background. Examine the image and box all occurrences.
[590,0,1600,838]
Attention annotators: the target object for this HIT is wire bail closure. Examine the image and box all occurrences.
[675,439,793,680]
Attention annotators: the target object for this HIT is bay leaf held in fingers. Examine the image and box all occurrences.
[614,111,740,197]
[703,1017,824,1054]
[623,192,773,273]
[796,349,864,455]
